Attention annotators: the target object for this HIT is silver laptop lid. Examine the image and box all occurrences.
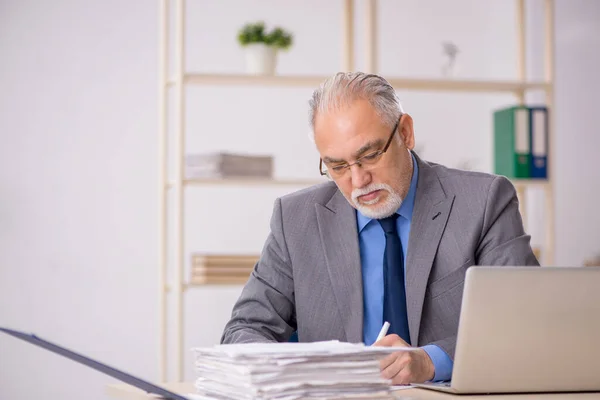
[452,266,600,393]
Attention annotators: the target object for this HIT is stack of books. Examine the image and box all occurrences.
[185,152,274,180]
[190,254,259,285]
[191,341,415,400]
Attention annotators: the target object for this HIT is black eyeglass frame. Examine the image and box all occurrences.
[319,120,400,177]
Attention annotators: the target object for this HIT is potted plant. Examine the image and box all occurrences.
[237,22,293,75]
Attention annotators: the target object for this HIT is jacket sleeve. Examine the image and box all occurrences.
[476,175,540,266]
[220,197,297,344]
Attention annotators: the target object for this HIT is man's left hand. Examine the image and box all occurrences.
[373,334,435,385]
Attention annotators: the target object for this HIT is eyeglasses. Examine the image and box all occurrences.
[319,121,399,178]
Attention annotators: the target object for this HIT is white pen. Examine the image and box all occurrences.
[375,321,390,343]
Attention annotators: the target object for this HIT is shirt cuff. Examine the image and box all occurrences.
[421,344,453,382]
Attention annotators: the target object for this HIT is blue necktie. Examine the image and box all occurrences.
[378,214,411,344]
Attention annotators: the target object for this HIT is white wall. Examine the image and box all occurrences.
[553,0,600,264]
[0,1,159,399]
[1,1,598,399]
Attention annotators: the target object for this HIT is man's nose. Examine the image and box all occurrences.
[350,164,371,188]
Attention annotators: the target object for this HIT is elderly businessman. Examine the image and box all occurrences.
[221,72,539,384]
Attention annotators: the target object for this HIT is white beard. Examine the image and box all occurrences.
[350,183,403,219]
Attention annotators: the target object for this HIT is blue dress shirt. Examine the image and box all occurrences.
[357,153,453,382]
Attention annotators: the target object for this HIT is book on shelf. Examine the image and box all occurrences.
[493,105,549,180]
[529,106,549,179]
[190,253,259,285]
[185,152,273,180]
[191,253,259,264]
[190,275,252,285]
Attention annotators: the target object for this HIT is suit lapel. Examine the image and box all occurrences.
[406,154,455,346]
[316,190,364,343]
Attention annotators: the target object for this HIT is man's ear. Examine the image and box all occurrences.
[399,113,415,150]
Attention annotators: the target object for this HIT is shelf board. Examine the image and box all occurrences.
[175,73,551,93]
[165,178,326,188]
[183,73,327,88]
[186,177,325,186]
[164,177,549,189]
[386,77,550,93]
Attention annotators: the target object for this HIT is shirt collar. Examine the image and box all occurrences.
[356,152,419,233]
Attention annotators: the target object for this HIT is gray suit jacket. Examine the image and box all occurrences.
[221,152,539,360]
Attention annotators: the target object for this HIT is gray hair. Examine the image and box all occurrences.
[308,72,404,136]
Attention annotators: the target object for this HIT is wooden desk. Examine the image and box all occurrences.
[105,382,600,400]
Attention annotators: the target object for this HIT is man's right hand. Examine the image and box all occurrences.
[374,334,435,385]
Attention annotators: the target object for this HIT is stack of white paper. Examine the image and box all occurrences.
[191,340,415,400]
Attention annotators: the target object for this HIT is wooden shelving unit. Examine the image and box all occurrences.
[158,0,556,382]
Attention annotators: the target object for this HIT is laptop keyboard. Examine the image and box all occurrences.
[429,381,452,387]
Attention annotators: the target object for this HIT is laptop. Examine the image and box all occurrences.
[413,266,600,394]
[0,327,192,400]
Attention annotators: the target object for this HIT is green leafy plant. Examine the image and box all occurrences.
[237,22,293,50]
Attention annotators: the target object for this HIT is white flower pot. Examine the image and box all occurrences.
[244,43,277,75]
